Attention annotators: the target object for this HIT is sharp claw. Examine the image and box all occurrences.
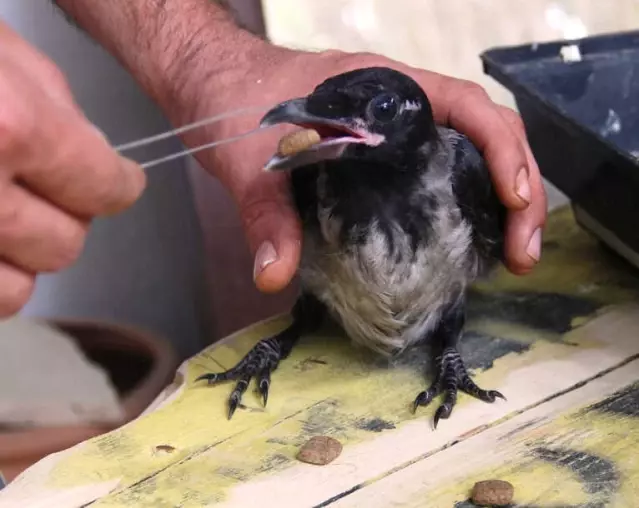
[412,392,424,413]
[479,389,506,403]
[228,397,239,420]
[259,379,270,406]
[196,373,219,385]
[433,405,451,429]
[412,390,433,413]
[433,408,442,429]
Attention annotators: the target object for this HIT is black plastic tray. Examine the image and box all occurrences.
[481,30,639,267]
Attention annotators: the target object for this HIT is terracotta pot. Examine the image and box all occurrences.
[0,320,178,484]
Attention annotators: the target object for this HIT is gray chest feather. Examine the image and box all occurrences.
[298,170,479,356]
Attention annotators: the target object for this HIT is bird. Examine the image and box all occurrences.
[196,66,508,428]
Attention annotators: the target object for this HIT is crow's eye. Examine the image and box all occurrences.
[367,93,399,123]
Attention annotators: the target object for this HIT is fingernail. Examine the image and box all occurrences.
[526,228,542,262]
[515,168,531,205]
[253,241,278,281]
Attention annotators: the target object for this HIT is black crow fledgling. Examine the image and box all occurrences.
[197,67,508,428]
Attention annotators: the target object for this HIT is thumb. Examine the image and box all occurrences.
[237,172,302,293]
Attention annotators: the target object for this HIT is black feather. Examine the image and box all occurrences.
[449,134,507,264]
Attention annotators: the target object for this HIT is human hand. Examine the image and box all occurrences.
[0,23,146,315]
[179,46,546,293]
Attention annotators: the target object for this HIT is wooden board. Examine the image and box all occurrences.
[334,359,639,507]
[3,205,639,507]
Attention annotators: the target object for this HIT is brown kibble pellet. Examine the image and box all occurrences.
[278,129,321,157]
[471,479,514,506]
[296,436,342,465]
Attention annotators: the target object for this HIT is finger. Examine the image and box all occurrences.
[497,106,548,273]
[440,80,531,210]
[497,105,539,174]
[504,160,547,274]
[498,106,546,209]
[0,181,88,272]
[237,171,302,293]
[0,261,35,317]
[16,112,146,217]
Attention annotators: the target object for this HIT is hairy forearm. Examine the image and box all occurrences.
[54,0,275,121]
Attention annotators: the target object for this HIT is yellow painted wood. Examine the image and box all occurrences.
[2,206,639,508]
[334,360,639,507]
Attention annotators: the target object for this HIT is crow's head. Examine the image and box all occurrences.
[260,67,438,171]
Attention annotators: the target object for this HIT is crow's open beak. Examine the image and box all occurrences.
[259,98,378,171]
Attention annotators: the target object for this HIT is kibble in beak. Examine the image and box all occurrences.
[259,98,381,171]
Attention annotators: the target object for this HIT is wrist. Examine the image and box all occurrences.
[165,38,306,129]
[165,34,283,124]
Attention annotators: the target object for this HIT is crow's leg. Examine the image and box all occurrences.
[196,293,325,419]
[413,301,504,428]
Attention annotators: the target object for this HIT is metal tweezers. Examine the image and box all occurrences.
[114,105,272,169]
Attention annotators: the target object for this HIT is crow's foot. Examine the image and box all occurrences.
[196,335,288,419]
[413,347,504,428]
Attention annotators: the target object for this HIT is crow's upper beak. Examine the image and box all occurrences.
[259,98,375,171]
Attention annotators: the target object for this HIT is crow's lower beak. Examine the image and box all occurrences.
[259,98,369,171]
